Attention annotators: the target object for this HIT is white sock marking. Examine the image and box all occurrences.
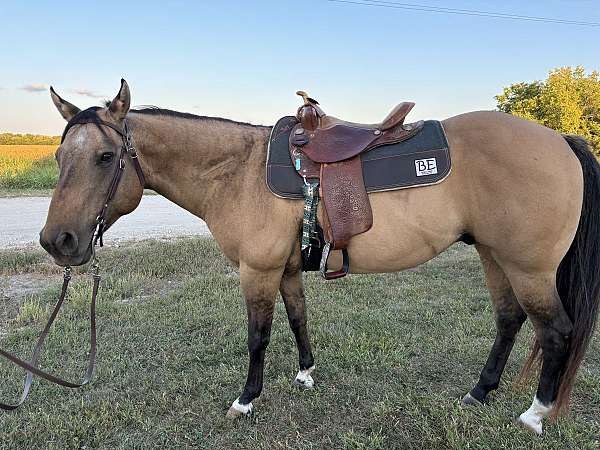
[294,365,315,388]
[231,397,253,415]
[519,396,552,435]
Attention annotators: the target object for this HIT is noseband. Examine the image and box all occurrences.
[0,110,145,410]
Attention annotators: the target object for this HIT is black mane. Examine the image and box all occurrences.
[130,107,267,128]
[64,106,269,140]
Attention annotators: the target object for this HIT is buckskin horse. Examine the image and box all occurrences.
[39,80,599,435]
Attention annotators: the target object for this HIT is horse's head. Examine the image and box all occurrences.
[40,80,144,266]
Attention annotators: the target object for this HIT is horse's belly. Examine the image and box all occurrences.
[322,186,463,274]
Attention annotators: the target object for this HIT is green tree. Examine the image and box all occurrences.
[496,66,600,155]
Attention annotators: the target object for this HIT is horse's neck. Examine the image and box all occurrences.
[129,113,270,222]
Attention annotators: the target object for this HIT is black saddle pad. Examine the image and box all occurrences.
[266,116,451,199]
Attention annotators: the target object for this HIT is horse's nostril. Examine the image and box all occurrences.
[39,229,52,253]
[55,231,79,256]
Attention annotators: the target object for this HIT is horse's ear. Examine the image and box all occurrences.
[108,78,131,122]
[50,87,81,122]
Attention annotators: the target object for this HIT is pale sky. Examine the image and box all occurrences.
[0,0,598,135]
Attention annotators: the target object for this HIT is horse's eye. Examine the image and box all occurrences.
[100,152,114,163]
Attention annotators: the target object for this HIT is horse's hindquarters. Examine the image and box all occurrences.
[443,111,583,274]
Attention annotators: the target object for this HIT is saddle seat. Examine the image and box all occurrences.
[292,92,419,163]
[289,91,424,279]
[319,101,415,132]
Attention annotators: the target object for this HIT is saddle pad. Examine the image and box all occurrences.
[266,116,451,199]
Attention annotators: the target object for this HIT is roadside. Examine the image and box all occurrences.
[0,188,54,198]
[0,194,210,249]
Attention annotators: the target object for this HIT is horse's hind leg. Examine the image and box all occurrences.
[280,262,316,388]
[463,245,527,405]
[505,270,573,435]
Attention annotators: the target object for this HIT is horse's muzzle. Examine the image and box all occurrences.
[39,227,92,266]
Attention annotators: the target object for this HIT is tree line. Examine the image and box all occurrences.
[496,66,600,155]
[0,133,60,145]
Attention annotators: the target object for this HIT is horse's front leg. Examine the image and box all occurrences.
[226,264,282,418]
[280,260,315,389]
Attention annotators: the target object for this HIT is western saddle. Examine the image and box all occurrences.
[289,91,423,279]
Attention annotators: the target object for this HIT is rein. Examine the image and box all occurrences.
[0,112,145,410]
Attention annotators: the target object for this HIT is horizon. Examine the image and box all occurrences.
[1,0,598,134]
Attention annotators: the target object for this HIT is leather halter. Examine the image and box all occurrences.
[0,111,146,410]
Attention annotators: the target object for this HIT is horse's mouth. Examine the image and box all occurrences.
[40,230,95,267]
[51,244,93,267]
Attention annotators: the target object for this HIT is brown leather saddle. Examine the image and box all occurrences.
[289,91,424,279]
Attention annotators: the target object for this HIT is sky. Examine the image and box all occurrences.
[0,0,598,135]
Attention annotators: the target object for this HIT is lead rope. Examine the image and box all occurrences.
[0,255,99,410]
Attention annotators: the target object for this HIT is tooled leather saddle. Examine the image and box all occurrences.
[289,91,424,279]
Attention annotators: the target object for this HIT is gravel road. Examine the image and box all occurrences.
[0,196,210,249]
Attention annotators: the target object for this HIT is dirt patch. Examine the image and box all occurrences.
[117,278,185,304]
[0,274,52,326]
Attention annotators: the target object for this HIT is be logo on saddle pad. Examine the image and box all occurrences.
[415,158,438,176]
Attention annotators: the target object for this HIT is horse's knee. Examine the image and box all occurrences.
[248,332,270,354]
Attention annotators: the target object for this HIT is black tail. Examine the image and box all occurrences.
[522,135,600,416]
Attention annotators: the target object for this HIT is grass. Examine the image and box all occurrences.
[0,238,598,449]
[0,145,58,190]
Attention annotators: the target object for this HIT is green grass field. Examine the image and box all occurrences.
[0,238,598,449]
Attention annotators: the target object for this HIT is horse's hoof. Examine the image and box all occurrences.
[516,415,543,435]
[461,392,483,407]
[225,398,253,419]
[516,396,550,435]
[293,366,315,389]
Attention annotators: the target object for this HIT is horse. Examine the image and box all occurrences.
[39,80,600,435]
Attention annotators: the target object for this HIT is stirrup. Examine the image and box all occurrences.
[319,243,349,280]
